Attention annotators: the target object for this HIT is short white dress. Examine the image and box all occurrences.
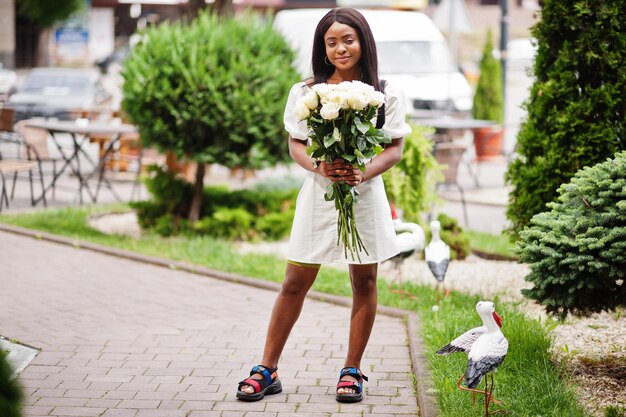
[284,80,412,264]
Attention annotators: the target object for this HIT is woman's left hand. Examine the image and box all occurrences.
[339,164,365,186]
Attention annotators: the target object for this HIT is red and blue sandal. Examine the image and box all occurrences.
[336,367,368,403]
[236,365,282,402]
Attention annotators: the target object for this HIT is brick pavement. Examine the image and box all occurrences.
[0,230,422,417]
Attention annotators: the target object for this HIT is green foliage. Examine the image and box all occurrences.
[383,124,443,222]
[193,207,254,240]
[516,152,626,318]
[506,0,626,237]
[605,405,626,417]
[254,209,295,240]
[473,30,504,123]
[16,0,83,27]
[0,351,22,417]
[131,167,298,240]
[437,213,471,260]
[122,11,299,169]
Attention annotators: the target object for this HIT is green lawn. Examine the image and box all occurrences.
[0,206,589,417]
[467,229,517,260]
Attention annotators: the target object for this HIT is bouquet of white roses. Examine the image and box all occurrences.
[294,81,391,261]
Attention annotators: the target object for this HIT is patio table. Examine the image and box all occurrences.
[22,119,137,204]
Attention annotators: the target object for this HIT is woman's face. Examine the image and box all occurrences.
[324,21,362,71]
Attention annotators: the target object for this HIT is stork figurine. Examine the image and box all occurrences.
[385,204,425,299]
[425,220,451,302]
[437,301,509,416]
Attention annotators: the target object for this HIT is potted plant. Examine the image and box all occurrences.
[472,30,505,162]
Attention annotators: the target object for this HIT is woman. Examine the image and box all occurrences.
[237,7,411,404]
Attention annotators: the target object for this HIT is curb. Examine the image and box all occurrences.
[0,223,440,417]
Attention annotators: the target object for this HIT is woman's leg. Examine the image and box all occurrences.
[239,262,319,394]
[337,263,378,395]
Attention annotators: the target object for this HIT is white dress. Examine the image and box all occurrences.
[284,80,412,264]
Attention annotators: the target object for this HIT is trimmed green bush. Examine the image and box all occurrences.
[473,30,504,123]
[122,11,300,221]
[383,124,443,223]
[516,151,626,318]
[0,351,22,417]
[506,0,626,237]
[131,167,298,241]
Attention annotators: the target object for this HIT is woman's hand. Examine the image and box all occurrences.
[318,159,366,186]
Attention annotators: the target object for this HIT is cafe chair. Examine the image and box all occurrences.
[14,121,62,200]
[0,107,15,132]
[0,132,47,211]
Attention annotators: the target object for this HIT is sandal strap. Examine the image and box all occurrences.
[238,365,278,393]
[339,367,368,382]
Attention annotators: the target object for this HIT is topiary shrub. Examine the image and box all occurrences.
[506,0,626,237]
[516,151,626,319]
[383,124,443,223]
[122,11,300,221]
[0,350,22,417]
[473,29,504,124]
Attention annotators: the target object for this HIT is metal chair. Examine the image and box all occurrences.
[0,132,47,211]
[14,121,62,200]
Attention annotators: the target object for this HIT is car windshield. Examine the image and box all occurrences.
[22,73,90,94]
[377,41,455,74]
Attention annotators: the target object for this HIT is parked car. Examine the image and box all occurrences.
[95,44,131,75]
[9,67,112,121]
[273,8,473,118]
[0,64,17,101]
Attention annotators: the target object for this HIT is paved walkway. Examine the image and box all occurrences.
[0,230,421,417]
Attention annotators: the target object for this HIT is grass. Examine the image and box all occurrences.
[467,229,517,259]
[0,205,590,417]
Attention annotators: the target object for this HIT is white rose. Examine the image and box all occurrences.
[367,91,385,107]
[312,83,332,100]
[320,102,340,120]
[348,93,369,111]
[327,90,351,109]
[352,80,374,94]
[302,91,319,110]
[294,102,311,120]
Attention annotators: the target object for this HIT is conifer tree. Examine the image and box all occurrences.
[506,0,626,237]
[0,352,22,417]
[516,152,626,319]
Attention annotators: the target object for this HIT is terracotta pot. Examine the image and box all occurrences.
[473,126,505,162]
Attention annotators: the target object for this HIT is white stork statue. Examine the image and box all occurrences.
[385,204,425,298]
[437,301,509,416]
[424,220,451,302]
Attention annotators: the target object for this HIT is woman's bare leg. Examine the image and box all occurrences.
[337,263,378,395]
[240,263,318,393]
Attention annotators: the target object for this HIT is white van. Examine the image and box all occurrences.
[273,8,473,118]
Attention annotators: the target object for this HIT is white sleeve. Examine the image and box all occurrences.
[283,82,309,141]
[382,81,412,139]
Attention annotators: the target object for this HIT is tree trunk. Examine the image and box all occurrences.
[211,0,234,18]
[188,162,206,222]
[186,0,206,21]
[187,0,232,21]
[37,28,51,67]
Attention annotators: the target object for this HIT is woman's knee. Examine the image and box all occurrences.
[280,266,317,296]
[280,276,310,296]
[350,266,378,295]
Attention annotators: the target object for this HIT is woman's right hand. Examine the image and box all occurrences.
[318,159,354,182]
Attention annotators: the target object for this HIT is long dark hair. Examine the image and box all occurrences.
[310,8,381,91]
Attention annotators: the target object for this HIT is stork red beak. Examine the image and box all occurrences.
[493,311,503,327]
